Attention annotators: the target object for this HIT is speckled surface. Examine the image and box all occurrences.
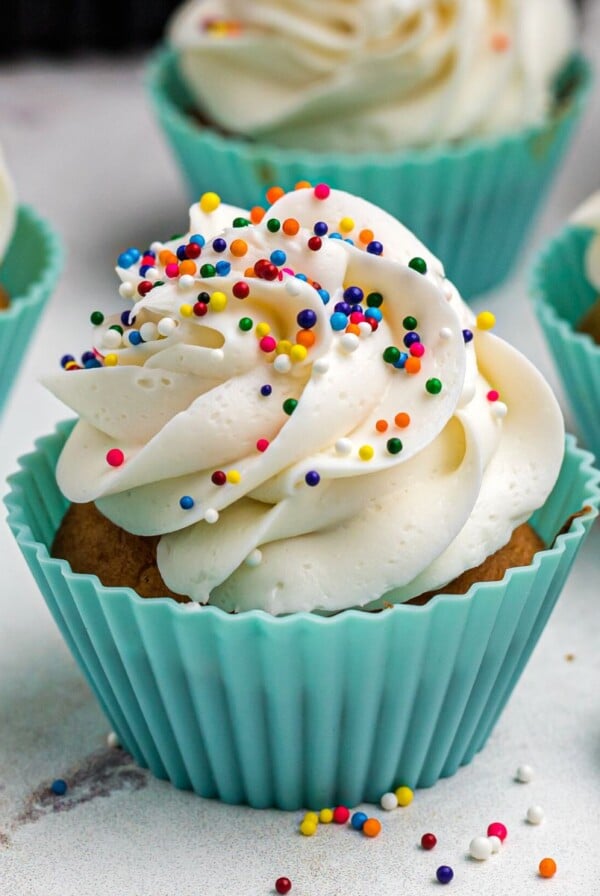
[1,11,600,893]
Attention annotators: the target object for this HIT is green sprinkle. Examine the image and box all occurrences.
[233,217,251,228]
[383,346,401,364]
[403,316,418,330]
[169,233,183,241]
[200,264,216,278]
[90,311,104,326]
[386,438,403,455]
[408,257,427,275]
[366,292,384,308]
[266,218,281,233]
[109,324,124,334]
[283,398,298,415]
[426,378,443,395]
[238,317,253,332]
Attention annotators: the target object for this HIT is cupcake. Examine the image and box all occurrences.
[532,191,600,458]
[0,145,63,415]
[6,184,599,809]
[147,0,589,297]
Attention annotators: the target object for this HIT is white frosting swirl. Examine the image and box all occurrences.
[0,144,16,265]
[169,0,577,151]
[45,187,563,613]
[571,191,600,290]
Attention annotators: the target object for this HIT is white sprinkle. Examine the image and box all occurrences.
[139,322,158,343]
[488,835,501,854]
[145,267,160,282]
[358,321,372,337]
[492,402,508,419]
[469,836,492,861]
[178,274,195,289]
[204,508,219,524]
[516,764,534,783]
[150,241,163,254]
[335,438,352,456]
[245,549,263,568]
[380,792,398,811]
[312,358,329,374]
[119,282,135,299]
[212,349,225,362]
[285,279,302,296]
[107,731,120,749]
[443,281,454,301]
[439,327,452,339]
[102,329,122,349]
[340,333,360,353]
[274,354,292,374]
[157,317,177,337]
[527,805,545,825]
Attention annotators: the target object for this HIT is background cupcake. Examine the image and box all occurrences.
[148,0,589,297]
[0,145,62,415]
[532,192,600,458]
[7,185,599,810]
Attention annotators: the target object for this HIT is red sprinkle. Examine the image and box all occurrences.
[275,878,292,895]
[308,236,322,251]
[333,806,350,824]
[193,302,208,316]
[487,390,499,402]
[211,470,227,486]
[314,183,331,200]
[106,448,124,467]
[137,280,153,296]
[256,438,270,452]
[421,833,437,850]
[232,281,250,299]
[259,336,277,353]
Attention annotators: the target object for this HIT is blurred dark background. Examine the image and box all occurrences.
[0,0,589,55]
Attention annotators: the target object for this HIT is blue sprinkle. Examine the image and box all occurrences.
[297,309,317,329]
[51,779,67,796]
[128,330,143,346]
[344,286,364,303]
[403,331,420,348]
[351,812,368,831]
[330,312,348,331]
[260,384,272,397]
[176,246,187,261]
[334,302,351,315]
[463,329,473,343]
[60,354,75,368]
[215,260,231,276]
[81,350,96,364]
[212,238,227,253]
[270,249,286,266]
[366,240,383,255]
[365,308,382,322]
[344,238,355,245]
[393,352,409,369]
[139,264,152,277]
[121,310,135,326]
[126,247,141,262]
[305,471,320,487]
[117,251,135,268]
[313,221,328,236]
[295,273,308,282]
[328,232,343,240]
[179,496,194,510]
[189,233,205,247]
[318,289,330,305]
[84,358,102,369]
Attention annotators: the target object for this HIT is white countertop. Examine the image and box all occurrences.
[1,14,600,895]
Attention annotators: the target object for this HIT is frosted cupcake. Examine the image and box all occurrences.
[0,145,62,414]
[147,0,589,296]
[533,192,600,458]
[7,185,598,809]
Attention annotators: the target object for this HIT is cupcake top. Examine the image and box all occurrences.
[45,184,564,614]
[168,0,577,152]
[0,144,16,266]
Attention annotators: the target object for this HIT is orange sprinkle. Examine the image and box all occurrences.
[230,239,248,257]
[266,186,285,204]
[363,818,382,838]
[395,412,411,428]
[244,266,257,277]
[359,229,374,244]
[405,357,421,375]
[250,206,266,224]
[296,329,316,348]
[375,420,388,433]
[491,32,510,52]
[295,180,312,190]
[179,260,197,276]
[345,323,361,336]
[539,858,557,879]
[159,249,177,266]
[283,218,300,236]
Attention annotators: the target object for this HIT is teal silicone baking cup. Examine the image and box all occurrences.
[0,205,62,415]
[532,226,600,459]
[6,423,599,810]
[147,48,590,299]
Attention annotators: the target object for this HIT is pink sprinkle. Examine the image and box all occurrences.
[259,336,277,353]
[487,822,507,842]
[281,267,295,276]
[410,343,425,358]
[106,448,124,467]
[349,311,365,324]
[165,262,180,278]
[314,183,330,200]
[256,438,269,452]
[487,389,499,402]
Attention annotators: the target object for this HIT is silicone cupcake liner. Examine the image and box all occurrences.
[6,423,599,810]
[0,205,62,415]
[532,226,600,458]
[147,49,590,299]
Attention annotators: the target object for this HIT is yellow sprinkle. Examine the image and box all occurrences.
[476,310,496,330]
[319,808,333,824]
[226,470,241,484]
[303,812,319,826]
[290,344,308,363]
[358,444,374,461]
[179,303,193,318]
[276,339,292,355]
[211,291,227,312]
[299,819,317,837]
[339,216,354,233]
[103,353,118,366]
[199,191,221,213]
[256,322,271,337]
[395,785,414,807]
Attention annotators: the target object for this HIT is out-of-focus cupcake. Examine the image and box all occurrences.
[532,192,600,458]
[6,184,599,810]
[147,0,589,297]
[0,145,62,415]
